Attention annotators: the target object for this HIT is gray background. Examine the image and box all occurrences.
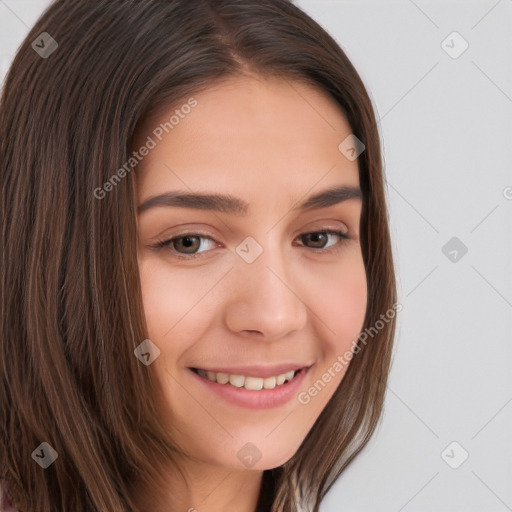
[1,1,511,511]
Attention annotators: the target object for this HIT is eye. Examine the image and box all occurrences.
[296,230,349,251]
[151,229,350,260]
[153,233,218,259]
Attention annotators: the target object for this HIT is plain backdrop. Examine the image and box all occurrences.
[1,1,511,511]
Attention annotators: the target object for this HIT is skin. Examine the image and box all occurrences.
[134,73,367,512]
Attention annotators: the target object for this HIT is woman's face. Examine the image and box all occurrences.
[135,74,367,470]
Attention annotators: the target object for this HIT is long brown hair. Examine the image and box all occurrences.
[0,1,397,510]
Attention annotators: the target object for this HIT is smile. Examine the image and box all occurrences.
[193,368,298,390]
[189,365,312,409]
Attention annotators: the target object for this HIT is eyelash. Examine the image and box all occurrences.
[151,229,350,260]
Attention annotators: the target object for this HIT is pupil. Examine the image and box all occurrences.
[307,232,326,248]
[179,236,198,252]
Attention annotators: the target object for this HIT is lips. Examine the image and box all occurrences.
[189,363,312,392]
[188,364,312,409]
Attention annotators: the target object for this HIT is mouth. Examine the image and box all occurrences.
[190,366,305,391]
[188,364,312,409]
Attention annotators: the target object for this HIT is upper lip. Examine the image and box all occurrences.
[190,363,313,378]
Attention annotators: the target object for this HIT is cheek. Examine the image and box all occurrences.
[295,253,367,419]
[310,250,367,350]
[139,260,174,342]
[138,258,205,335]
[137,259,210,366]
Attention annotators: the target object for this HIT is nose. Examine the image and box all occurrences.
[222,240,308,340]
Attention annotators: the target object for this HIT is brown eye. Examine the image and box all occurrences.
[173,235,201,254]
[153,233,218,258]
[301,232,329,249]
[152,229,349,260]
[299,230,349,250]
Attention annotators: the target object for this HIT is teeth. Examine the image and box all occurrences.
[216,372,229,384]
[196,369,298,390]
[276,374,286,386]
[245,377,264,390]
[229,375,245,388]
[263,376,276,389]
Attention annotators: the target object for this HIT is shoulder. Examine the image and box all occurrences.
[0,478,20,512]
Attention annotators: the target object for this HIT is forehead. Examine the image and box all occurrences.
[134,74,360,206]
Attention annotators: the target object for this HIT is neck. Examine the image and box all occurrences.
[133,457,266,512]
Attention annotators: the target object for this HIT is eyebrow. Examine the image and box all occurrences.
[138,184,362,215]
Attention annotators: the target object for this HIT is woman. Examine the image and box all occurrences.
[0,1,398,510]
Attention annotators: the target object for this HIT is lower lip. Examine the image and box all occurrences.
[189,367,310,409]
